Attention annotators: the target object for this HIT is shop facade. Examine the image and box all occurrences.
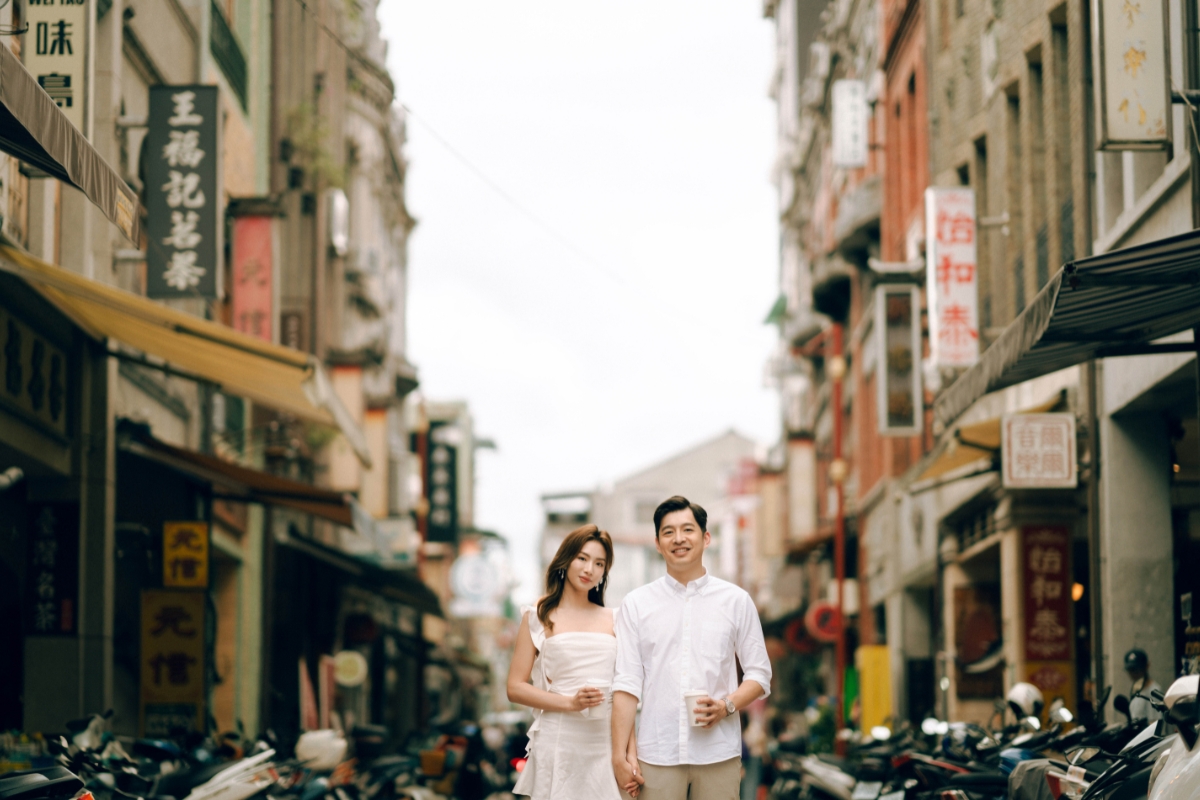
[0,269,112,734]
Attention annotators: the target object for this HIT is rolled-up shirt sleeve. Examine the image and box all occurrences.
[735,594,772,698]
[612,596,644,700]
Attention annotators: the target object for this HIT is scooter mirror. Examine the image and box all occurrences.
[1067,745,1101,766]
[1167,698,1199,750]
[1113,695,1131,720]
[1048,700,1074,724]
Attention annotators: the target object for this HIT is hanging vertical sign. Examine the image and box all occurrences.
[425,421,459,543]
[231,215,275,341]
[831,79,868,168]
[145,86,220,298]
[1094,0,1171,149]
[162,521,209,588]
[1022,526,1072,661]
[23,0,88,131]
[24,503,79,636]
[874,284,923,436]
[140,589,206,735]
[925,188,979,368]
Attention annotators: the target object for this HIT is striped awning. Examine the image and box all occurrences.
[0,44,140,243]
[935,229,1200,428]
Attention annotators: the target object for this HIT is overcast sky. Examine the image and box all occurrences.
[378,1,781,604]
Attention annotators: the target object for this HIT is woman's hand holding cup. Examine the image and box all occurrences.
[569,685,604,714]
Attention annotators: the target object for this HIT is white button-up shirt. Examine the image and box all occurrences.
[613,571,772,766]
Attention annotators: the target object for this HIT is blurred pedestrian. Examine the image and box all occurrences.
[1124,648,1163,721]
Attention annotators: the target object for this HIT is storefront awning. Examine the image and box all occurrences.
[935,229,1200,428]
[120,426,440,616]
[0,45,141,243]
[275,525,443,617]
[0,244,371,466]
[121,430,357,527]
[915,394,1064,484]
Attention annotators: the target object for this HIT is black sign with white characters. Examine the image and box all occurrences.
[145,86,219,298]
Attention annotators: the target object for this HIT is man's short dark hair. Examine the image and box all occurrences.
[653,495,708,536]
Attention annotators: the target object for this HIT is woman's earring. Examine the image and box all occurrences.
[558,569,565,581]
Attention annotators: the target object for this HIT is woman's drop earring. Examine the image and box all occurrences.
[558,569,565,581]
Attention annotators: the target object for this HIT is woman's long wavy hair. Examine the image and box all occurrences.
[536,524,614,633]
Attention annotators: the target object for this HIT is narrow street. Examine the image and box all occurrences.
[1,0,1199,799]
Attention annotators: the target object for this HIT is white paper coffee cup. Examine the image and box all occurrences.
[581,677,611,719]
[683,690,708,727]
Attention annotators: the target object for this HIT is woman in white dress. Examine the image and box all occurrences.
[507,524,640,800]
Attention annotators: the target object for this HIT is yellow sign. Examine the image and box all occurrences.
[1026,661,1076,724]
[163,521,209,588]
[857,645,893,733]
[140,589,205,734]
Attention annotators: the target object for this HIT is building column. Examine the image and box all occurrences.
[1098,411,1175,695]
[79,342,117,721]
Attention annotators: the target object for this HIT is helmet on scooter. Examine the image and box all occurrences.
[1006,682,1045,720]
[1124,648,1149,673]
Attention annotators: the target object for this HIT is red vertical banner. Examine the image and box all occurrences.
[231,215,274,341]
[1023,526,1072,661]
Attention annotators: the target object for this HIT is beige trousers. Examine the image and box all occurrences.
[636,757,741,800]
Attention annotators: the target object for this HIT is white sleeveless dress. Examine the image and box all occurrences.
[512,606,623,800]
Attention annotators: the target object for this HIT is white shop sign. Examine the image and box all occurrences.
[1002,413,1077,489]
[831,79,868,169]
[24,0,89,132]
[1093,0,1171,149]
[925,187,979,369]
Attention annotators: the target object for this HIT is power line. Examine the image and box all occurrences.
[399,103,623,285]
[283,0,622,285]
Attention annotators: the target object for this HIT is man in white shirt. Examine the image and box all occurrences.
[611,495,773,800]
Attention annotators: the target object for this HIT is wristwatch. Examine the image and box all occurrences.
[724,698,737,717]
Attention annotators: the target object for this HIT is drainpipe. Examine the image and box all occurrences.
[0,467,24,491]
[829,323,849,752]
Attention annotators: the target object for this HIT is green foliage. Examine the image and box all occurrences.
[286,103,345,189]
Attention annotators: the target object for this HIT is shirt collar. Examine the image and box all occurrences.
[664,569,711,595]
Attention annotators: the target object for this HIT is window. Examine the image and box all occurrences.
[1050,15,1074,263]
[1006,86,1025,315]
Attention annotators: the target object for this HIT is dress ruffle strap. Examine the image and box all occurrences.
[520,605,547,745]
[522,604,547,650]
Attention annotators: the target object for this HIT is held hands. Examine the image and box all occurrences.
[568,685,605,713]
[693,696,730,729]
[612,755,645,798]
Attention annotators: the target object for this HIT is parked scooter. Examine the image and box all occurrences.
[1146,674,1200,800]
